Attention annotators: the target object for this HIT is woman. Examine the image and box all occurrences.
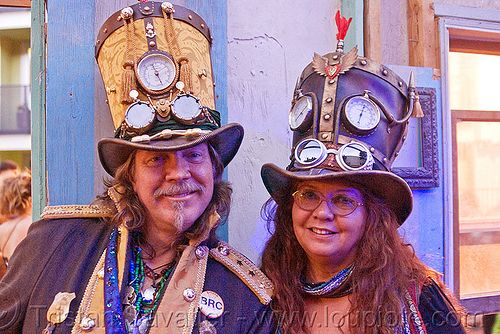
[260,14,465,332]
[0,170,32,267]
[261,165,464,333]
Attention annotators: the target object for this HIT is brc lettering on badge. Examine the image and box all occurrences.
[199,291,224,318]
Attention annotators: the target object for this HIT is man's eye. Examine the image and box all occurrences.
[146,156,165,166]
[185,151,204,162]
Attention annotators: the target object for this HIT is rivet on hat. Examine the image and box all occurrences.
[121,7,134,20]
[149,41,156,47]
[183,288,195,302]
[325,97,333,103]
[117,15,122,21]
[198,69,207,78]
[370,147,375,153]
[402,136,406,141]
[382,69,388,76]
[383,157,388,163]
[329,79,335,84]
[97,268,105,280]
[332,55,338,60]
[321,133,328,139]
[361,59,367,65]
[96,40,101,45]
[103,28,107,33]
[398,81,403,87]
[188,14,193,20]
[144,6,150,11]
[395,152,399,157]
[161,2,174,13]
[324,114,331,120]
[201,23,205,29]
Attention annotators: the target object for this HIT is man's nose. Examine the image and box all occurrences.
[164,154,191,181]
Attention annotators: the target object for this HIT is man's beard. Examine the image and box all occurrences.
[153,181,205,233]
[171,201,185,233]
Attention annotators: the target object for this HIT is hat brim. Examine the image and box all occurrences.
[98,123,244,176]
[261,163,413,225]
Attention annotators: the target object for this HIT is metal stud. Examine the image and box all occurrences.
[195,246,207,259]
[201,23,205,29]
[332,55,338,60]
[80,317,95,331]
[383,158,388,163]
[218,245,229,256]
[321,133,328,139]
[188,15,193,20]
[183,288,195,302]
[382,69,388,76]
[370,147,375,153]
[324,114,331,120]
[103,28,107,33]
[360,59,367,65]
[149,41,156,47]
[121,7,133,19]
[325,97,332,103]
[144,6,150,11]
[329,79,335,84]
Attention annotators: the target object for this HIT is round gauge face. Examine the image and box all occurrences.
[343,95,381,132]
[289,95,313,131]
[136,52,177,92]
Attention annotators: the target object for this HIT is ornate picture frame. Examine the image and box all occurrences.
[393,87,440,188]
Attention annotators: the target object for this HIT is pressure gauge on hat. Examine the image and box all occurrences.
[136,50,178,94]
[342,93,381,135]
[289,93,314,132]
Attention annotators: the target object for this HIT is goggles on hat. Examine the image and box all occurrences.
[294,138,374,171]
[122,90,216,137]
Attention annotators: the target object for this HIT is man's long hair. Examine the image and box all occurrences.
[95,144,232,257]
[260,183,450,334]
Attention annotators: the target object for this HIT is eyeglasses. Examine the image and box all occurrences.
[292,188,364,216]
[294,138,374,171]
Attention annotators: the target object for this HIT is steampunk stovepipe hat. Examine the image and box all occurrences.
[95,1,243,176]
[261,11,423,225]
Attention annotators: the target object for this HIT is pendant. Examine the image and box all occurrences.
[123,305,137,324]
[123,285,137,305]
[132,315,150,334]
[142,286,156,304]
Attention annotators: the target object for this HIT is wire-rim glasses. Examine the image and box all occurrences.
[292,188,364,216]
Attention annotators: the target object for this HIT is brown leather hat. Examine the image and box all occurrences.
[261,12,419,225]
[95,2,242,176]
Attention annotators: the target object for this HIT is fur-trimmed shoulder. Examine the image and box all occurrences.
[41,204,115,219]
[209,241,274,305]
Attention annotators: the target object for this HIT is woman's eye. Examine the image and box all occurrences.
[301,190,319,200]
[333,195,356,207]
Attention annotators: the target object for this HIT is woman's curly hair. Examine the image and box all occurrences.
[261,182,441,334]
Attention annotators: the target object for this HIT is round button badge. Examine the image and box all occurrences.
[199,291,224,318]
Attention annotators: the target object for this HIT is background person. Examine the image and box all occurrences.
[259,12,465,334]
[0,2,273,333]
[0,171,32,268]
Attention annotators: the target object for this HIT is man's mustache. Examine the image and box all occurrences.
[153,182,205,199]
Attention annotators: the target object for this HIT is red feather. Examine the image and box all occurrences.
[335,10,352,41]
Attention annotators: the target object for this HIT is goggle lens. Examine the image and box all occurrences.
[293,189,363,216]
[294,138,373,171]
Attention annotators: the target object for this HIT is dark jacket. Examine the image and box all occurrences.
[0,218,274,333]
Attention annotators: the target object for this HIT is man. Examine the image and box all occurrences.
[0,2,273,333]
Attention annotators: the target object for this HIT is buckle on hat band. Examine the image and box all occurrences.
[294,138,374,171]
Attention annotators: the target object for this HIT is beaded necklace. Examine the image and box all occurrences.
[299,265,354,298]
[123,242,175,334]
